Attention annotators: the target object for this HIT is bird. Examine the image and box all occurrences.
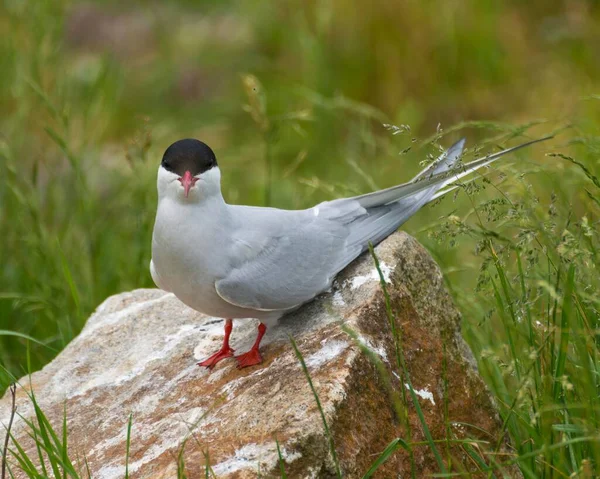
[150,135,549,369]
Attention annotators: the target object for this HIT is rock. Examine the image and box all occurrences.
[0,232,514,478]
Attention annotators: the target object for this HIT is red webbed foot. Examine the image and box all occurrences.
[197,346,235,369]
[235,322,267,369]
[197,318,234,369]
[235,348,263,368]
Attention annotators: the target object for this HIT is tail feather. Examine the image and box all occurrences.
[352,136,551,210]
[412,137,466,182]
[352,138,466,209]
[332,136,552,273]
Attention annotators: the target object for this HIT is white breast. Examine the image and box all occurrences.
[151,196,278,321]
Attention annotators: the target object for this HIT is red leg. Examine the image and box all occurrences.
[197,319,234,369]
[235,322,267,369]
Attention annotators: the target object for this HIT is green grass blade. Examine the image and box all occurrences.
[20,389,80,478]
[275,438,288,479]
[460,442,492,477]
[368,245,447,474]
[201,450,217,479]
[553,264,575,401]
[84,457,91,479]
[56,241,82,320]
[548,153,600,191]
[290,336,342,478]
[62,402,67,479]
[33,428,48,477]
[125,414,133,479]
[1,384,16,479]
[0,331,55,351]
[404,381,448,474]
[361,437,409,478]
[29,400,63,479]
[6,441,37,476]
[488,246,521,382]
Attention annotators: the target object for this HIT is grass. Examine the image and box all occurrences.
[370,241,450,474]
[425,129,600,476]
[124,414,132,479]
[290,335,342,478]
[1,0,600,476]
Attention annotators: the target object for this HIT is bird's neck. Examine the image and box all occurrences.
[160,190,228,218]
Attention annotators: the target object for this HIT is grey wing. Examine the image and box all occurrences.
[215,210,355,311]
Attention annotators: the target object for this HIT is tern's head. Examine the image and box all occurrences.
[158,139,221,202]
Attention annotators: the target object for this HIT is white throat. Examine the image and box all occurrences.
[157,165,224,205]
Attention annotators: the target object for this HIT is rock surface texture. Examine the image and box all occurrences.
[1,232,512,478]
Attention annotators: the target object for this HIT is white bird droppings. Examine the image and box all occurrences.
[405,383,436,405]
[211,443,275,475]
[332,290,346,306]
[355,334,388,362]
[349,261,393,290]
[304,340,349,369]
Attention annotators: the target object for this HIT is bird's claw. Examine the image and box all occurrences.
[235,349,263,369]
[197,347,235,369]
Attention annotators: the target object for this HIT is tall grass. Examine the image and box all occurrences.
[424,127,600,476]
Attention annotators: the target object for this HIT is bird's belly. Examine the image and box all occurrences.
[173,283,242,319]
[152,249,218,309]
[171,279,277,321]
[152,247,276,321]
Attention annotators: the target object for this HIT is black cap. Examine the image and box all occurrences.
[161,139,217,177]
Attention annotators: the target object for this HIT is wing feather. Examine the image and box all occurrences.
[215,211,352,311]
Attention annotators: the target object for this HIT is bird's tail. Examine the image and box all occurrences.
[336,136,551,270]
[352,136,551,209]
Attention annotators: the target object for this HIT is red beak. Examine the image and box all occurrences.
[178,171,199,198]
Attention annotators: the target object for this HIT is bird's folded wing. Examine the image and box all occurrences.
[215,220,347,312]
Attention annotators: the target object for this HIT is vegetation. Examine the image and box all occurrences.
[1,0,599,476]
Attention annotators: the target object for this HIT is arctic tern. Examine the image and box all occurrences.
[151,136,549,369]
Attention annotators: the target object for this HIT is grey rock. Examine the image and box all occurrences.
[0,232,515,478]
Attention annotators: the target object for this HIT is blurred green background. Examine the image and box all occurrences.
[1,0,600,475]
